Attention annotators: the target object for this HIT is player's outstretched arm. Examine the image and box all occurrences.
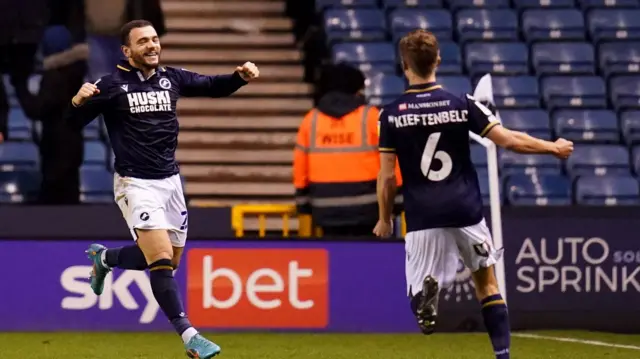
[177,62,259,98]
[486,125,574,159]
[64,80,108,128]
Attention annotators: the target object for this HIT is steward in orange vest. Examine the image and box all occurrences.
[293,64,402,236]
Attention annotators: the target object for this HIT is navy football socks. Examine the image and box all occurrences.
[481,294,511,359]
[149,259,197,343]
[104,245,148,270]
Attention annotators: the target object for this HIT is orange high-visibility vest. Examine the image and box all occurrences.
[293,105,402,227]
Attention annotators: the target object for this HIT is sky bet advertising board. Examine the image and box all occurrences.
[0,217,638,332]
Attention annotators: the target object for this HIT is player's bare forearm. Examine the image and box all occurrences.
[377,152,399,221]
[507,131,558,155]
[377,172,397,221]
[487,126,558,155]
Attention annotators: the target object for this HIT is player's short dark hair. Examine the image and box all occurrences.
[399,29,439,78]
[120,19,154,46]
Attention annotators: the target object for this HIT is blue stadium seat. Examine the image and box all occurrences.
[8,109,32,140]
[532,42,595,75]
[471,144,488,169]
[84,141,108,168]
[332,42,397,75]
[439,75,471,95]
[352,64,394,78]
[575,175,640,205]
[438,42,462,74]
[316,0,378,12]
[609,75,640,110]
[0,142,39,171]
[505,174,571,206]
[522,9,586,42]
[500,151,562,175]
[476,168,503,205]
[566,145,630,177]
[448,0,510,11]
[588,9,640,43]
[0,171,40,203]
[491,76,540,108]
[632,145,640,174]
[579,0,639,9]
[455,9,518,43]
[324,9,387,43]
[80,169,113,203]
[84,118,102,140]
[476,168,490,205]
[382,0,443,9]
[598,42,640,78]
[464,42,529,78]
[365,75,405,105]
[553,110,619,143]
[500,109,551,140]
[621,111,640,145]
[541,76,607,109]
[389,9,453,41]
[514,0,576,9]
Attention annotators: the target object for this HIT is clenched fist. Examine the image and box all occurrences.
[236,62,259,82]
[554,138,574,159]
[72,82,100,107]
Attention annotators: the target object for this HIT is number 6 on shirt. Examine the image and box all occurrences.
[420,132,453,181]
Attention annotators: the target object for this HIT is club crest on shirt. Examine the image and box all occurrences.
[159,78,172,90]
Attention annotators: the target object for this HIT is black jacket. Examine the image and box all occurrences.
[0,0,48,45]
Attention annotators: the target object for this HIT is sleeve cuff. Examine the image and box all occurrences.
[480,122,500,137]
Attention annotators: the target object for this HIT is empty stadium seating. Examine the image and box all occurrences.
[575,175,640,205]
[318,0,640,206]
[4,0,640,207]
[531,42,595,76]
[464,42,529,78]
[324,9,387,43]
[490,77,540,108]
[553,110,619,143]
[0,171,40,203]
[541,76,607,109]
[499,109,551,140]
[566,145,630,177]
[79,169,113,203]
[455,9,518,43]
[505,174,572,206]
[522,9,585,42]
[598,42,640,79]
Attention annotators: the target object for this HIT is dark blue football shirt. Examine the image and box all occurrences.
[378,82,499,232]
[65,60,247,179]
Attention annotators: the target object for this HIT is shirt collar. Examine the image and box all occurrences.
[116,60,166,81]
[405,81,442,93]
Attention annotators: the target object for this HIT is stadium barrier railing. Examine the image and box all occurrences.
[231,204,408,238]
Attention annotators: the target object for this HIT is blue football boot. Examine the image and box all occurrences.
[85,243,111,295]
[185,334,221,358]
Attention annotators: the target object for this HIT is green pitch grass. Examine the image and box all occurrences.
[1,331,639,359]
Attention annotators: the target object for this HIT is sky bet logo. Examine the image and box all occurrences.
[187,249,329,328]
[127,91,172,114]
[60,266,159,324]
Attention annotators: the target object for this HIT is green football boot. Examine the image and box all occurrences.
[85,243,111,295]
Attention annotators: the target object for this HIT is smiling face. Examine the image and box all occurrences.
[122,25,161,70]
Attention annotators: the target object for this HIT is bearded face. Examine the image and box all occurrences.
[123,26,161,71]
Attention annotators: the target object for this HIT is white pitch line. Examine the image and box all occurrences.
[513,333,640,351]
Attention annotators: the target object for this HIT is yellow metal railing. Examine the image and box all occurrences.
[230,203,407,238]
[231,204,322,238]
